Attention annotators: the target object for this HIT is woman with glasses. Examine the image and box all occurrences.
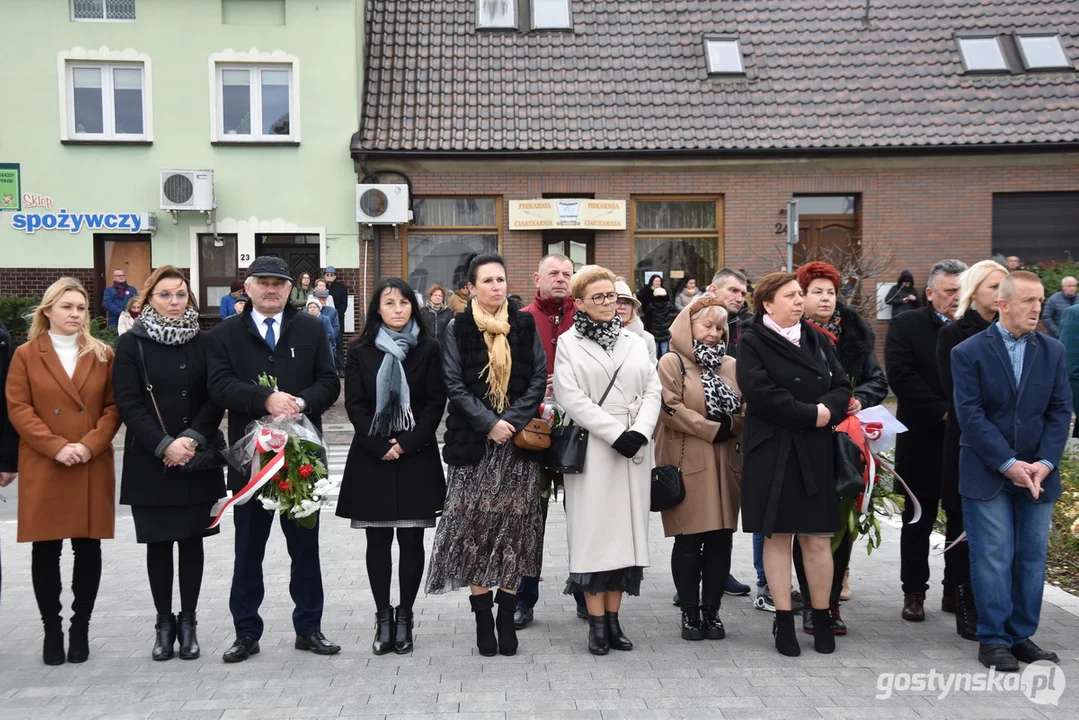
[112,266,225,661]
[553,266,662,655]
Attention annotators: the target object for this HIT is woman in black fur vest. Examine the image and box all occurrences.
[424,254,547,658]
[792,262,887,638]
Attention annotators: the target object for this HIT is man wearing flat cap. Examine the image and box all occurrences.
[207,256,341,662]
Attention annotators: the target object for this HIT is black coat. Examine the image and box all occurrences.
[643,294,674,342]
[0,320,17,473]
[207,305,341,491]
[884,305,948,498]
[113,328,225,506]
[737,317,852,535]
[336,337,447,521]
[936,309,993,514]
[832,302,888,409]
[328,280,349,329]
[421,305,453,343]
[725,304,751,358]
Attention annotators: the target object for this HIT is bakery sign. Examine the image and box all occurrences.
[508,199,627,231]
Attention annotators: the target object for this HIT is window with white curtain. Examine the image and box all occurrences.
[216,64,296,142]
[405,198,501,292]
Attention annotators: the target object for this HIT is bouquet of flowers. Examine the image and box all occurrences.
[209,373,331,530]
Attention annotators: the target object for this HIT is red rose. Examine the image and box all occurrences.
[299,464,314,479]
[278,481,291,492]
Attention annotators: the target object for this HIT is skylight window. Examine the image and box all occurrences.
[957,37,1008,72]
[1016,35,1071,70]
[532,0,572,30]
[705,38,744,75]
[477,0,516,29]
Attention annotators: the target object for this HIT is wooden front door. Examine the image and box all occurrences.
[94,234,152,317]
[256,243,320,285]
[795,216,860,267]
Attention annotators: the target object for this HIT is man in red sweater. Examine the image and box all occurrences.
[515,254,580,629]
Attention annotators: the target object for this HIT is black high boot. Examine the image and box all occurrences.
[773,609,800,656]
[812,608,835,654]
[372,607,395,656]
[587,615,609,655]
[393,606,414,654]
[68,539,101,664]
[468,592,497,657]
[605,612,633,651]
[42,618,65,666]
[494,589,518,656]
[955,584,979,641]
[177,611,200,660]
[152,614,177,661]
[32,542,64,666]
[700,605,726,640]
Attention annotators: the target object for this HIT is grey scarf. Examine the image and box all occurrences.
[370,320,420,436]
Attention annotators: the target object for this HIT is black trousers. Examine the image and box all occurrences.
[901,494,940,594]
[942,506,971,587]
[671,530,733,608]
[31,539,101,626]
[793,531,853,608]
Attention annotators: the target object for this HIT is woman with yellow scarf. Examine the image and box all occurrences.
[425,254,548,658]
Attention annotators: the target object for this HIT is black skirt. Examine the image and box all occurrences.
[131,503,220,544]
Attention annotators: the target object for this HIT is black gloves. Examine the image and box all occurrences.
[612,430,648,458]
[712,414,734,444]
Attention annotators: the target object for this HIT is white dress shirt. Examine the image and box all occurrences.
[250,308,286,342]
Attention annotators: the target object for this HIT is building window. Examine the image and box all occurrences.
[71,0,135,21]
[1016,35,1072,70]
[477,0,516,29]
[992,192,1079,265]
[215,63,297,142]
[792,195,861,272]
[632,197,722,295]
[405,197,501,292]
[704,37,744,75]
[198,233,238,313]
[957,36,1008,72]
[532,0,572,30]
[64,62,148,141]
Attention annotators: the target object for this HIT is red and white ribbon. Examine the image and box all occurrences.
[874,455,922,524]
[207,432,287,529]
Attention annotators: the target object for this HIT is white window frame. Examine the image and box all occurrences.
[531,0,572,30]
[1016,34,1072,70]
[57,49,153,142]
[70,0,136,22]
[956,36,1008,73]
[477,0,518,29]
[704,36,745,75]
[209,51,300,144]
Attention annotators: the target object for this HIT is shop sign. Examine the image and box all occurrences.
[10,210,154,234]
[508,199,626,230]
[0,163,21,211]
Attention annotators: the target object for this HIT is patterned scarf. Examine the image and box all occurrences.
[136,305,200,346]
[805,309,843,347]
[471,299,512,413]
[370,320,419,436]
[574,310,622,352]
[425,300,447,313]
[693,339,741,420]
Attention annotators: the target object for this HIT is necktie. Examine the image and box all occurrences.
[264,318,277,351]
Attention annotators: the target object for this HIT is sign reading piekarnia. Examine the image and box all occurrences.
[508,199,627,231]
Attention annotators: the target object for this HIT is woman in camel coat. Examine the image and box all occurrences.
[654,297,743,641]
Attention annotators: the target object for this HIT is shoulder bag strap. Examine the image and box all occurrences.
[134,339,169,435]
[564,358,626,429]
[676,354,687,471]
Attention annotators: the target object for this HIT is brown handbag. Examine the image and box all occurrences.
[514,418,552,451]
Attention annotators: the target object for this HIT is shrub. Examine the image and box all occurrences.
[0,295,40,345]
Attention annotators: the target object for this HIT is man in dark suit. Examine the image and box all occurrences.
[208,256,341,662]
[0,319,19,604]
[884,259,966,622]
[952,271,1072,671]
[324,266,349,377]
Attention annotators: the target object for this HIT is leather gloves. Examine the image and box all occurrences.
[712,414,734,443]
[612,430,648,458]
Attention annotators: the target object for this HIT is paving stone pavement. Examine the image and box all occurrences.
[1,434,1078,719]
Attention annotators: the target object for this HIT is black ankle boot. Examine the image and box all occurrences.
[393,606,414,654]
[372,607,395,656]
[67,621,90,664]
[812,608,834,654]
[681,606,704,641]
[469,592,497,657]
[955,584,979,641]
[42,620,65,666]
[494,589,518,656]
[152,613,176,661]
[605,612,633,651]
[587,615,609,655]
[701,605,726,640]
[773,610,800,656]
[177,612,200,660]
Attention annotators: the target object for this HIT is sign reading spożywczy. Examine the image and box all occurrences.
[10,210,148,234]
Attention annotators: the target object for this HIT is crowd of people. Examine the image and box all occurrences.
[0,250,1074,674]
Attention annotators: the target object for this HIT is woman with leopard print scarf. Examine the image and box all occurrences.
[654,297,745,643]
[113,266,226,663]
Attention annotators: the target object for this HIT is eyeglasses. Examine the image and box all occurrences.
[615,299,635,308]
[153,291,189,302]
[586,292,619,305]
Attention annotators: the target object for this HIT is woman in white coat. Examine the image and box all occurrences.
[553,265,662,656]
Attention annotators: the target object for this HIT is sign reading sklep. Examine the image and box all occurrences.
[508,199,627,231]
[10,209,154,234]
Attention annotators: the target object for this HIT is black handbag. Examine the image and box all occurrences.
[136,339,228,472]
[543,360,624,474]
[834,430,866,499]
[651,355,687,511]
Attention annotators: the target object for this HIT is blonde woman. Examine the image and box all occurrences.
[5,278,121,666]
[117,296,140,335]
[936,259,1008,642]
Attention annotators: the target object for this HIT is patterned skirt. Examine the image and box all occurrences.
[425,441,543,594]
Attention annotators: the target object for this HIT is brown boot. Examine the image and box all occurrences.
[902,592,926,622]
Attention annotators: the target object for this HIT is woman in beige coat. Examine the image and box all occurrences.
[654,297,743,641]
[5,277,121,666]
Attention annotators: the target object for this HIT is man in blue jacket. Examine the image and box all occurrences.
[102,268,138,327]
[951,271,1073,672]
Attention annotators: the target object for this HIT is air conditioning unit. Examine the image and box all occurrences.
[160,169,216,212]
[356,183,411,224]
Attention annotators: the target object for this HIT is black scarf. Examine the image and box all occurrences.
[573,311,622,352]
[805,308,842,346]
